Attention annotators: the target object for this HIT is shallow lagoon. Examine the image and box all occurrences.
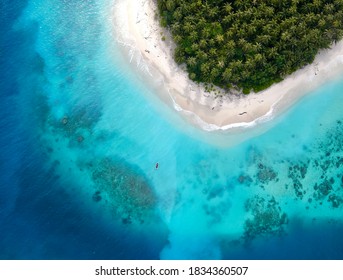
[1,0,343,259]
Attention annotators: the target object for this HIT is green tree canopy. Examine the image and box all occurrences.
[157,0,343,93]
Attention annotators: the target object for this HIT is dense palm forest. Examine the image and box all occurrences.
[156,0,343,93]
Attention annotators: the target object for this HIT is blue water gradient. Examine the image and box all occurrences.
[1,0,343,259]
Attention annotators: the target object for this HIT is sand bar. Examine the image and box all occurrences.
[112,0,343,131]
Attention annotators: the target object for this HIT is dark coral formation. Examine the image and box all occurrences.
[241,118,342,244]
[310,120,343,207]
[328,194,343,208]
[90,158,157,225]
[283,120,343,208]
[288,161,309,199]
[35,92,161,227]
[48,107,100,148]
[92,190,102,202]
[203,203,226,224]
[243,196,288,242]
[207,185,225,200]
[313,179,333,200]
[237,174,253,186]
[256,164,278,184]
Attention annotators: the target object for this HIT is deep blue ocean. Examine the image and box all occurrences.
[1,0,343,259]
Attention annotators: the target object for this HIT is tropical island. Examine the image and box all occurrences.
[113,0,343,130]
[157,0,343,94]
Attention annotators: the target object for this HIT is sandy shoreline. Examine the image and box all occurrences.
[112,0,343,131]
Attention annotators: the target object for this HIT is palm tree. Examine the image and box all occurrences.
[281,31,291,42]
[209,39,216,47]
[191,43,199,52]
[324,3,335,14]
[238,38,247,48]
[189,73,196,80]
[208,7,219,18]
[200,63,210,76]
[171,22,180,34]
[202,28,211,39]
[166,0,175,12]
[224,3,232,14]
[247,25,256,36]
[196,50,208,61]
[210,68,220,80]
[254,54,265,66]
[223,15,231,25]
[226,40,236,56]
[199,39,207,49]
[174,34,183,44]
[184,22,193,33]
[243,42,254,53]
[257,35,271,45]
[289,4,297,14]
[245,58,255,70]
[222,68,232,82]
[173,9,182,21]
[197,18,207,30]
[318,18,326,28]
[218,59,225,69]
[190,31,198,41]
[187,57,197,67]
[267,47,278,59]
[254,42,262,52]
[215,34,224,44]
[209,48,217,57]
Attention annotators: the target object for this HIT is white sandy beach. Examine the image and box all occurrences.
[112,0,343,131]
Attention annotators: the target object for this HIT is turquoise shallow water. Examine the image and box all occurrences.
[1,0,343,259]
